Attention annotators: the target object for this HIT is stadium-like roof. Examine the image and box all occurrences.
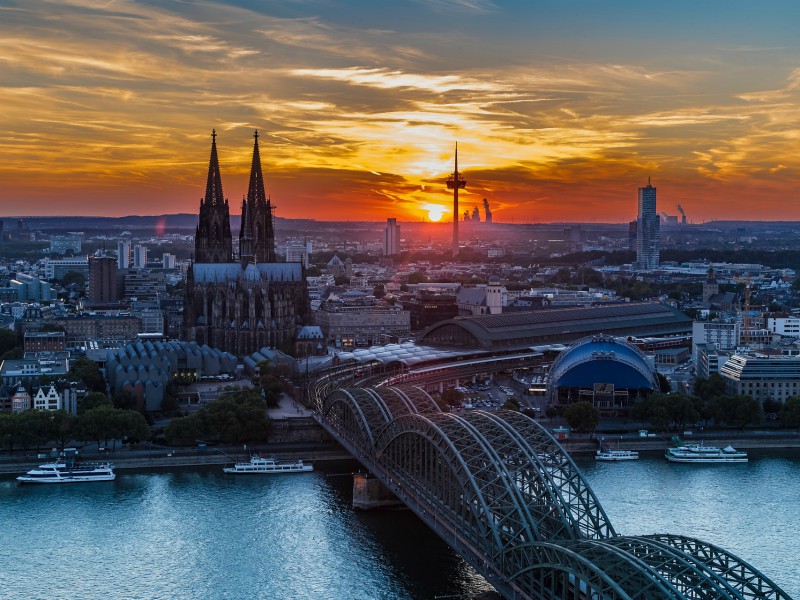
[546,336,658,394]
[418,302,692,349]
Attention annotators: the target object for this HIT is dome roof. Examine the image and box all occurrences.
[548,336,657,393]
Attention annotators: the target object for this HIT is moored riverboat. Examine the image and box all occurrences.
[665,440,748,464]
[223,456,313,474]
[17,458,116,484]
[595,449,640,461]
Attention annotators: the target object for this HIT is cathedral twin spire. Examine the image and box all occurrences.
[194,130,275,264]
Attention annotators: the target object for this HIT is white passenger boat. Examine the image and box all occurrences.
[595,449,639,461]
[223,456,313,474]
[665,442,748,463]
[17,459,116,484]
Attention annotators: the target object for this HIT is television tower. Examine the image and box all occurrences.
[446,143,467,258]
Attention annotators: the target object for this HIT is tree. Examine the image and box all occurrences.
[14,410,55,450]
[0,328,20,357]
[780,396,800,427]
[48,410,78,450]
[694,374,726,402]
[407,271,428,284]
[206,389,271,443]
[77,406,149,449]
[656,373,671,393]
[165,413,208,445]
[61,270,85,287]
[711,395,763,428]
[68,357,105,393]
[631,393,699,430]
[0,413,17,453]
[563,402,600,433]
[79,392,112,415]
[0,347,23,360]
[501,398,520,411]
[441,388,464,407]
[693,374,726,426]
[111,390,139,411]
[161,393,180,415]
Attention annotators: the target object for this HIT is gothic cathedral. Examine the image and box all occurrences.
[184,131,310,356]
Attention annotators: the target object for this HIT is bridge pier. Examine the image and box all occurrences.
[352,472,404,510]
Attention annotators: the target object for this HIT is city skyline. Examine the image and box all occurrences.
[2,1,800,222]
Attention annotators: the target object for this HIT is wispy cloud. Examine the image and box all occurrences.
[0,0,799,221]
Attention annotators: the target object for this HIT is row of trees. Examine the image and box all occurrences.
[165,388,270,445]
[630,392,763,430]
[557,374,800,433]
[0,406,149,453]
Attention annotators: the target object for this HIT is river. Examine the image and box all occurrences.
[0,450,797,599]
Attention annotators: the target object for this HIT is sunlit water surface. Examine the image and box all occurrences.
[1,450,797,599]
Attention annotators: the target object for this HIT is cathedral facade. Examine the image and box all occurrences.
[184,131,310,357]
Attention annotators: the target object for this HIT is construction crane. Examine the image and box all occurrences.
[733,273,753,345]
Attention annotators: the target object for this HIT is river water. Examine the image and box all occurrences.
[1,450,797,599]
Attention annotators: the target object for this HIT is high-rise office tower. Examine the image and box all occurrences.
[446,143,466,258]
[635,178,660,271]
[87,255,118,306]
[117,240,131,269]
[132,244,147,269]
[383,218,400,256]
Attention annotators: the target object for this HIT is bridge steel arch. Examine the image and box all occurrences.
[309,369,792,600]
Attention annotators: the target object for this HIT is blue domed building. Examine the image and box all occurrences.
[546,335,658,413]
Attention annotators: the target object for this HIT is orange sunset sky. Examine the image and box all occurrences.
[1,0,800,223]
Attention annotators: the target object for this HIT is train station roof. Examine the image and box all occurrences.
[336,341,483,367]
[418,302,692,350]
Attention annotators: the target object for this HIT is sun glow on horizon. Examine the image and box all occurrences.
[423,204,447,222]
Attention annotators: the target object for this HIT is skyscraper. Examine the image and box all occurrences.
[117,240,131,269]
[383,218,400,256]
[132,244,147,269]
[635,178,660,271]
[87,255,118,306]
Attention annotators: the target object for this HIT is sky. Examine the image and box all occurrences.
[2,0,800,223]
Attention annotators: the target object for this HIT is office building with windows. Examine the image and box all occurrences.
[635,179,659,271]
[383,218,400,256]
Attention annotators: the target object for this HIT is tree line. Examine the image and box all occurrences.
[630,374,800,430]
[0,405,149,453]
[164,388,270,445]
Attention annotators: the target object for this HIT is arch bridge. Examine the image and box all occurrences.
[309,366,790,600]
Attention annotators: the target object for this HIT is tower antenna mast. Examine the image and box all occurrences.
[446,143,467,258]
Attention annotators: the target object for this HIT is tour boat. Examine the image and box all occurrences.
[223,456,313,474]
[595,449,639,461]
[665,442,748,464]
[17,459,116,484]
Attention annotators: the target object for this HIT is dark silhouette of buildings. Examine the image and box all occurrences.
[184,131,310,356]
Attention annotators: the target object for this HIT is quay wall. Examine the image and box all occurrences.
[561,431,800,455]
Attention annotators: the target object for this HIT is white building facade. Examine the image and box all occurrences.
[720,353,800,403]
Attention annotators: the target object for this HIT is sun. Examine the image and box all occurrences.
[424,204,446,222]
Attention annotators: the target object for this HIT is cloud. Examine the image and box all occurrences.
[1,0,799,222]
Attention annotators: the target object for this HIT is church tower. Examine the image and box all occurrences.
[195,130,233,263]
[239,130,276,263]
[703,267,719,302]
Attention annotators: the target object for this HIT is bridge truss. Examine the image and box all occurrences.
[308,368,791,600]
